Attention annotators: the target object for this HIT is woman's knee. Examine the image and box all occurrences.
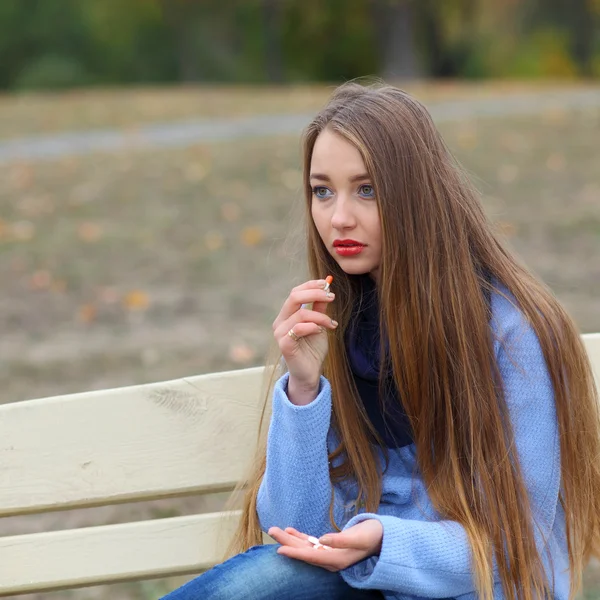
[160,543,355,600]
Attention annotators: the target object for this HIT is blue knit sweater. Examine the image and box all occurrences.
[256,283,568,599]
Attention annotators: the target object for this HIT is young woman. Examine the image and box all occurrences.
[162,82,600,600]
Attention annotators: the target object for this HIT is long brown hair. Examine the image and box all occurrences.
[224,81,600,600]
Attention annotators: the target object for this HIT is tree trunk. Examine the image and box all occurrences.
[159,0,203,82]
[569,0,595,76]
[371,0,422,80]
[262,0,284,82]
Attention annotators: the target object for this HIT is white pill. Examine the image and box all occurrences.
[307,535,320,546]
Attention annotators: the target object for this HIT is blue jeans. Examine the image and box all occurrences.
[160,543,384,600]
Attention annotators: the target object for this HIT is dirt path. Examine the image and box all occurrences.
[0,88,599,164]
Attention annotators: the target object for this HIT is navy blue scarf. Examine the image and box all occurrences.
[344,272,492,449]
[345,274,413,448]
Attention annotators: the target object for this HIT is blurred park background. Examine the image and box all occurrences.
[0,0,599,598]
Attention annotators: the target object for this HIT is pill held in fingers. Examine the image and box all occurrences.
[323,275,333,293]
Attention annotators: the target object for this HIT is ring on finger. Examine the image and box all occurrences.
[288,328,300,342]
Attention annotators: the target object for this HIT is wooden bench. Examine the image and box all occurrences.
[2,333,600,596]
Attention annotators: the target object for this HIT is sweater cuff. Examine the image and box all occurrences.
[339,512,384,589]
[272,372,332,442]
[341,514,475,595]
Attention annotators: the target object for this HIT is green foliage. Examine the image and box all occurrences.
[494,28,579,78]
[14,54,89,90]
[282,0,377,81]
[0,0,595,90]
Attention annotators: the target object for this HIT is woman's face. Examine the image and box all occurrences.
[310,128,382,282]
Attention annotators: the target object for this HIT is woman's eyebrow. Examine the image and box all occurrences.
[309,173,371,182]
[309,173,330,182]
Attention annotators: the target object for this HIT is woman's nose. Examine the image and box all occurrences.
[330,196,356,230]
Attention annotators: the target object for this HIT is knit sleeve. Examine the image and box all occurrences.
[256,372,343,537]
[339,291,562,597]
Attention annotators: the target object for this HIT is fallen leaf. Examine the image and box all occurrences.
[123,290,150,311]
[78,222,104,242]
[241,226,264,247]
[78,304,97,323]
[229,343,256,364]
[11,164,34,190]
[29,270,52,290]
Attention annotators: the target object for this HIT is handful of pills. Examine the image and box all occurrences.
[307,535,333,551]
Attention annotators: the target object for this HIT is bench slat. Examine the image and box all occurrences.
[585,333,600,387]
[0,511,244,596]
[0,366,268,516]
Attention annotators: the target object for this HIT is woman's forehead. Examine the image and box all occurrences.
[310,129,366,177]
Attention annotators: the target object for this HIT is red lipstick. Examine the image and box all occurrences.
[333,239,366,257]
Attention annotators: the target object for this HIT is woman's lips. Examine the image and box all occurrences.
[334,245,365,256]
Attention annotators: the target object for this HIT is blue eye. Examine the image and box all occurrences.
[312,186,332,199]
[358,184,375,198]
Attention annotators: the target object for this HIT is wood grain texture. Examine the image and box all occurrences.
[0,366,268,516]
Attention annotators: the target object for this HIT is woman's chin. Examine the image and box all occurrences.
[335,262,376,276]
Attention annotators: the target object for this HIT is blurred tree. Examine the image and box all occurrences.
[370,0,421,79]
[81,0,176,83]
[418,0,480,77]
[0,0,594,90]
[281,0,378,81]
[569,0,597,75]
[262,0,285,82]
[524,0,598,75]
[0,0,95,89]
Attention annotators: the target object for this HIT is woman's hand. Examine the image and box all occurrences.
[268,519,383,572]
[272,279,338,404]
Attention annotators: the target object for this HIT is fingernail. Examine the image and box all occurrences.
[331,319,338,327]
[325,291,334,298]
[320,536,332,545]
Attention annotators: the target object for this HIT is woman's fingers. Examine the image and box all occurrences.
[273,280,334,330]
[274,307,338,343]
[268,527,311,548]
[284,527,310,541]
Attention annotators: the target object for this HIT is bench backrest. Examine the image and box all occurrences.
[2,333,600,596]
